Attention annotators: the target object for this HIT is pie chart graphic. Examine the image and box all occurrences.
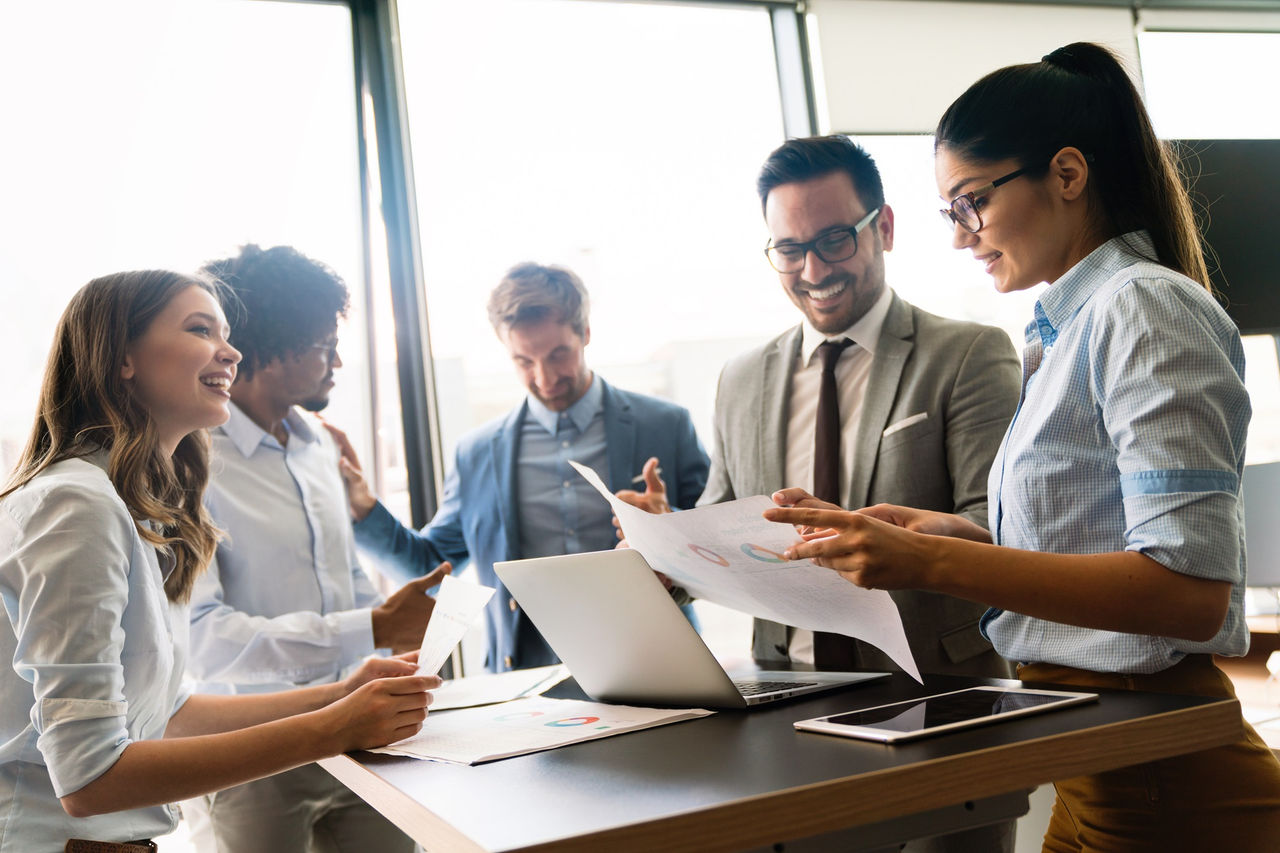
[545,716,601,727]
[687,543,729,566]
[494,710,545,722]
[740,543,787,563]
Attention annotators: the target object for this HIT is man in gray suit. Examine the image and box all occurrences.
[721,133,1018,676]
[728,135,1022,851]
[630,136,1020,682]
[709,134,1023,682]
[621,136,1021,851]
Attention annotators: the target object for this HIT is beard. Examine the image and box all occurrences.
[298,396,330,413]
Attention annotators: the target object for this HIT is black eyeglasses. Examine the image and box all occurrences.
[309,338,340,363]
[940,167,1029,233]
[765,207,881,273]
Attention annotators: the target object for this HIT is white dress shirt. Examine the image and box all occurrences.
[1,454,191,851]
[187,404,382,694]
[785,285,894,663]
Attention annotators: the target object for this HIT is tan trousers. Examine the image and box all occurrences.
[1018,655,1280,853]
[181,762,415,853]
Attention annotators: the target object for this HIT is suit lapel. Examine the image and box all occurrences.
[490,403,525,559]
[601,379,635,491]
[849,295,913,509]
[759,327,800,494]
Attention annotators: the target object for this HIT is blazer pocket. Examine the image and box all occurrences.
[882,411,928,438]
[879,412,936,451]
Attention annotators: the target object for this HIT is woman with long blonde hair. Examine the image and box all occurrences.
[0,270,436,852]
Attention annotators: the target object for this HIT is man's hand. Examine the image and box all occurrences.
[371,562,452,653]
[614,456,669,515]
[613,456,669,542]
[321,420,377,522]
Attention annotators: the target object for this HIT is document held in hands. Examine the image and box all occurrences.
[415,575,494,676]
[569,460,921,681]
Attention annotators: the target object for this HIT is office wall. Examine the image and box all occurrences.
[807,0,1139,135]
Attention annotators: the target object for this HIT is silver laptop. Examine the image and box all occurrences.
[494,548,887,710]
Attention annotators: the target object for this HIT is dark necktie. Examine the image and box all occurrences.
[812,337,859,670]
[813,338,854,504]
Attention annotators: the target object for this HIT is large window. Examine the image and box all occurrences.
[398,0,790,664]
[398,0,787,455]
[0,0,382,476]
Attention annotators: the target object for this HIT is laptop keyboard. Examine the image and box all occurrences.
[734,679,821,696]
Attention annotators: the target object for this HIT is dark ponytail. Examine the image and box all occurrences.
[935,42,1209,289]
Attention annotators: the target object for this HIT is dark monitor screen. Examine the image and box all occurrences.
[1176,139,1280,336]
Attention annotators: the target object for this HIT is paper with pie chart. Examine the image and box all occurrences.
[369,696,712,764]
[569,460,920,682]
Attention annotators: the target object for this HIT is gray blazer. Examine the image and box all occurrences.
[701,292,1021,678]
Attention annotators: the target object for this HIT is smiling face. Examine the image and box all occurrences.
[499,316,592,412]
[935,146,1094,294]
[764,171,894,335]
[121,285,241,454]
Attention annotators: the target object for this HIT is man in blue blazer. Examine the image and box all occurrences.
[338,262,709,672]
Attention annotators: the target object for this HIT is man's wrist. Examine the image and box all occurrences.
[351,491,377,522]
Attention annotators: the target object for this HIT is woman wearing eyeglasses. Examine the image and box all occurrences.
[765,42,1280,850]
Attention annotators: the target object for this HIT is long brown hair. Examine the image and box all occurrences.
[934,42,1210,290]
[2,270,223,603]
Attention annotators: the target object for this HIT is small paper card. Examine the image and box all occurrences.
[416,575,494,676]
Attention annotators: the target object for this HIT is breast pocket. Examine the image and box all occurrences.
[879,412,936,451]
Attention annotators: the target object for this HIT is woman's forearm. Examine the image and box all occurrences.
[64,711,334,817]
[164,684,341,738]
[923,537,1230,641]
[64,674,431,818]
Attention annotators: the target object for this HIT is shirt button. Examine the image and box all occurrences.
[566,529,575,537]
[563,480,571,488]
[504,655,514,669]
[561,440,570,448]
[508,598,518,612]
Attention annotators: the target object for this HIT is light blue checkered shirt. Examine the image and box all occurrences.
[982,232,1252,674]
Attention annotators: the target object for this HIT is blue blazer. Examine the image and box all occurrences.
[353,378,709,671]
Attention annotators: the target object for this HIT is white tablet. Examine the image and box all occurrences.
[793,686,1098,743]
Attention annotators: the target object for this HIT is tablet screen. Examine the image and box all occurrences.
[795,687,1097,742]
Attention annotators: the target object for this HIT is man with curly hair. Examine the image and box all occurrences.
[182,244,444,853]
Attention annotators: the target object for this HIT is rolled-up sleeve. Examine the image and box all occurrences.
[1094,279,1250,583]
[3,486,137,797]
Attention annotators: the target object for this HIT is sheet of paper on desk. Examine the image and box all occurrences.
[569,460,921,682]
[429,664,571,711]
[416,575,495,676]
[369,696,712,765]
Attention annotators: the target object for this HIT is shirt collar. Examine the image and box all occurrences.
[220,402,320,457]
[800,285,894,364]
[1032,230,1156,350]
[524,372,602,435]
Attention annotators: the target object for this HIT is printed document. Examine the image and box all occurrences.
[371,696,712,764]
[569,460,920,681]
[430,664,571,711]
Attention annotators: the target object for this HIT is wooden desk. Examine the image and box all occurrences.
[320,674,1242,853]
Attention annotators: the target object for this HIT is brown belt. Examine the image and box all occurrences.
[65,840,157,853]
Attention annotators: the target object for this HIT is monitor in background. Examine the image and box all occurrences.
[1176,139,1280,336]
[1244,462,1280,613]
